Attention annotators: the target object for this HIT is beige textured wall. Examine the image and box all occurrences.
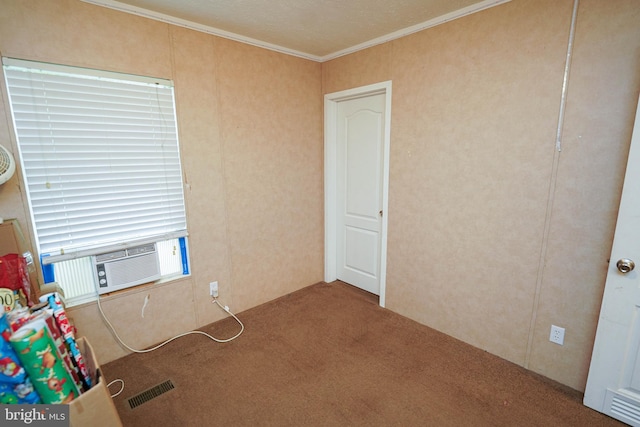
[323,0,640,391]
[528,0,640,389]
[1,0,639,393]
[213,39,324,311]
[0,0,323,363]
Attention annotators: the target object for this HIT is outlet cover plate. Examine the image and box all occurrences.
[550,325,565,345]
[209,281,218,297]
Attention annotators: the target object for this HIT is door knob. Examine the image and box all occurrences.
[616,258,635,274]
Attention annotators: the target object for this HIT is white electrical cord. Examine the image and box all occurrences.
[107,379,125,398]
[90,280,244,398]
[141,294,149,318]
[98,294,243,398]
[96,294,244,353]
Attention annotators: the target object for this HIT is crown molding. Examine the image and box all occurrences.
[320,0,511,62]
[81,0,323,61]
[82,0,511,63]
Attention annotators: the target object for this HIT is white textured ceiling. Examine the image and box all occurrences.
[82,0,509,61]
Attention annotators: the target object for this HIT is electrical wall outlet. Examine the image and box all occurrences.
[549,325,565,345]
[209,281,219,298]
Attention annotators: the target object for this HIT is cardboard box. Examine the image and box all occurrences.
[0,219,40,303]
[0,219,32,259]
[69,338,123,427]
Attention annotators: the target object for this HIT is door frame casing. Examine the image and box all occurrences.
[324,81,392,307]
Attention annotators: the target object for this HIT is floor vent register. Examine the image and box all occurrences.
[127,379,175,410]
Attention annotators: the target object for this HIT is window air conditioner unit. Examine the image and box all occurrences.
[93,243,161,295]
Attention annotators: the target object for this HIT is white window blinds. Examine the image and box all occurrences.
[3,58,187,260]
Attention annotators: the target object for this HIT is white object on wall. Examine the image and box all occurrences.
[0,144,16,185]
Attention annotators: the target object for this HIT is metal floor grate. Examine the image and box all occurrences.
[127,379,175,409]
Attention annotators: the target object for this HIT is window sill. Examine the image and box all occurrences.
[64,273,192,309]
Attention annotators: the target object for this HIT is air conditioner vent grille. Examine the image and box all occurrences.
[94,243,160,294]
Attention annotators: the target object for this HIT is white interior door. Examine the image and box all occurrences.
[336,94,385,295]
[324,82,391,305]
[584,94,640,426]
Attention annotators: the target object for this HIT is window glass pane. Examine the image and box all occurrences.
[157,238,182,276]
[53,257,96,304]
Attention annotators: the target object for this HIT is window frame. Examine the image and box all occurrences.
[2,58,190,303]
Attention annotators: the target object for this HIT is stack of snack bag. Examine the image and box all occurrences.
[0,292,93,404]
